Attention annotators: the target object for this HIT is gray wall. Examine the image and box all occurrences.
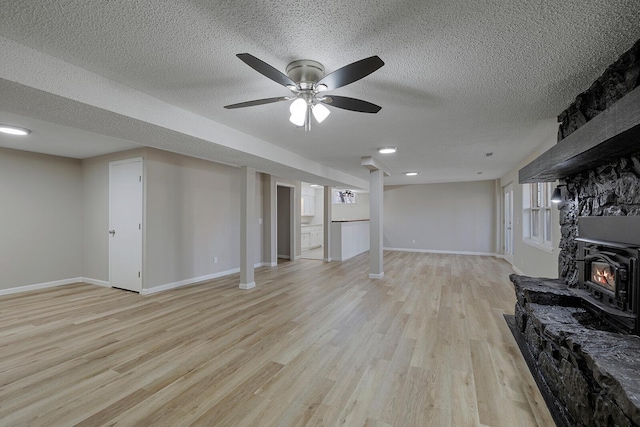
[144,149,263,290]
[83,148,265,290]
[2,146,265,293]
[383,181,496,254]
[0,147,82,289]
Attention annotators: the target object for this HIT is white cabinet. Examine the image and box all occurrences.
[301,195,315,217]
[301,224,323,251]
[301,232,311,251]
[310,229,322,248]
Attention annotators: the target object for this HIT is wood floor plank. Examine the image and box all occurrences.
[0,252,554,426]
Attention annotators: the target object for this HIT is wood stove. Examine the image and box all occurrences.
[575,216,640,335]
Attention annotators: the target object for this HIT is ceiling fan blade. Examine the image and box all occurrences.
[321,96,381,113]
[316,56,384,91]
[236,53,296,87]
[224,96,290,109]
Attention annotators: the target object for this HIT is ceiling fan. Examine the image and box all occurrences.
[224,53,384,131]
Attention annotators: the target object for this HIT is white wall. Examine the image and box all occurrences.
[332,191,370,221]
[383,181,496,254]
[0,147,82,290]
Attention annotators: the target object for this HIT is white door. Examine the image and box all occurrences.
[109,158,143,292]
[504,183,514,262]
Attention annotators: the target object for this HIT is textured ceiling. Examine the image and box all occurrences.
[0,0,639,185]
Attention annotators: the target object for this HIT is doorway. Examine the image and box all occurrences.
[276,185,295,262]
[503,183,514,263]
[109,158,143,292]
[300,183,324,260]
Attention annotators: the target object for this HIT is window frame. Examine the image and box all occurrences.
[522,182,553,252]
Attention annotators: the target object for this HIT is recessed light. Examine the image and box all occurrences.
[378,146,397,154]
[0,125,31,136]
[405,172,418,176]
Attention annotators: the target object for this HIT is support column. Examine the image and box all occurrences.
[361,156,389,280]
[240,166,256,289]
[323,186,332,262]
[369,169,384,279]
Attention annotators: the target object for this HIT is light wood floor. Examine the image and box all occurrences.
[0,252,553,426]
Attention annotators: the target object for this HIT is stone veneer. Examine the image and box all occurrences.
[555,38,640,286]
[510,275,640,427]
[558,39,640,142]
[558,154,640,287]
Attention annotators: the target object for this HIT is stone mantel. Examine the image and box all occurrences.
[519,85,640,184]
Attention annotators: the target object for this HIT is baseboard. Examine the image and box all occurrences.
[496,256,524,275]
[239,281,256,290]
[141,268,240,295]
[323,258,332,262]
[369,272,385,279]
[512,265,525,275]
[383,247,499,257]
[0,277,84,296]
[81,277,111,287]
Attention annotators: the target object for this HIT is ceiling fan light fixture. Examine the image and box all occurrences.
[289,112,306,127]
[289,98,307,126]
[226,53,384,131]
[311,103,330,123]
[378,146,397,154]
[290,98,307,115]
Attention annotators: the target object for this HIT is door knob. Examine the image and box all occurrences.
[109,230,116,236]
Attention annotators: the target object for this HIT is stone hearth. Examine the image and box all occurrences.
[510,275,640,426]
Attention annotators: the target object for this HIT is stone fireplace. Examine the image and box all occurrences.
[575,216,640,335]
[510,39,640,426]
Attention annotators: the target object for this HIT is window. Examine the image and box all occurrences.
[523,182,553,251]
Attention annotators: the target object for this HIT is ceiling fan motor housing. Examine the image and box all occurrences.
[286,60,325,89]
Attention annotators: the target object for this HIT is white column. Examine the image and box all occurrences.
[323,186,332,262]
[369,169,384,279]
[240,166,256,289]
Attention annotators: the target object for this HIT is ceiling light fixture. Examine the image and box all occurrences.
[378,146,397,154]
[405,172,418,176]
[0,125,31,136]
[310,184,320,187]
